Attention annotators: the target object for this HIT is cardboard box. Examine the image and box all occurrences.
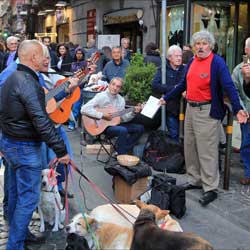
[86,144,112,154]
[114,176,148,203]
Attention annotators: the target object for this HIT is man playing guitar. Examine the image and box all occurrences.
[81,77,144,155]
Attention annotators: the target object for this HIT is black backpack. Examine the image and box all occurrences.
[143,130,185,173]
[149,174,186,219]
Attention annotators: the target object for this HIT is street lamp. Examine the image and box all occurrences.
[55,1,67,7]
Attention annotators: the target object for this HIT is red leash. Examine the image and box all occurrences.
[69,159,136,225]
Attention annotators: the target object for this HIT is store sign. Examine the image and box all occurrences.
[103,8,143,25]
[87,9,96,37]
[35,32,58,37]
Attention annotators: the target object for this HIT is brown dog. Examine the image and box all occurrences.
[131,208,213,250]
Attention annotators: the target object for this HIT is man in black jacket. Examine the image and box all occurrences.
[1,40,70,250]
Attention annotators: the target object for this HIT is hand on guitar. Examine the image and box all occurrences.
[102,112,112,121]
[65,77,79,94]
[88,64,97,75]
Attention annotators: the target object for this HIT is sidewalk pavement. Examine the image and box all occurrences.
[0,126,250,249]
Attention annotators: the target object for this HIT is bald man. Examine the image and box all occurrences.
[1,40,70,250]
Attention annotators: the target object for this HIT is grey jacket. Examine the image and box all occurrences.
[232,62,250,112]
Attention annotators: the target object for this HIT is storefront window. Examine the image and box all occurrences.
[191,1,242,72]
[166,5,185,48]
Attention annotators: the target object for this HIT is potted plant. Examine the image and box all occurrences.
[123,53,157,104]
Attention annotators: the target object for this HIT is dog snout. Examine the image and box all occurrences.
[65,225,71,232]
[42,181,47,187]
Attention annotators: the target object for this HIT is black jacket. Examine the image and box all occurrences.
[1,64,67,157]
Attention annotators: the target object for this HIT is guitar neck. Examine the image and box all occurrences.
[45,80,70,102]
[111,107,134,118]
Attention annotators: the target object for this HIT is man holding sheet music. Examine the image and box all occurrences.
[81,77,144,155]
[152,45,185,140]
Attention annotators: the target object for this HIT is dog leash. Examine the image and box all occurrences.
[69,159,136,225]
[68,165,100,250]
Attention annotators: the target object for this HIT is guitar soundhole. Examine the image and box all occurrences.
[59,107,64,112]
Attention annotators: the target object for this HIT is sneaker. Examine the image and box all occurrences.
[67,125,75,131]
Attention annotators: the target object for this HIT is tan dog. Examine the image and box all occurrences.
[66,213,133,249]
[66,201,183,249]
[90,200,183,232]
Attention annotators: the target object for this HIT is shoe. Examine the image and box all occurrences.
[240,177,250,185]
[25,232,45,244]
[199,191,217,206]
[182,183,202,190]
[59,189,74,198]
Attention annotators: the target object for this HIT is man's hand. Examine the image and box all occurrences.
[58,154,70,164]
[102,113,112,121]
[68,77,79,91]
[134,104,142,113]
[241,64,250,84]
[159,97,166,105]
[88,64,97,74]
[236,110,248,124]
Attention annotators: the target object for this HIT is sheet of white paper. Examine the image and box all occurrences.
[232,120,241,149]
[141,96,161,119]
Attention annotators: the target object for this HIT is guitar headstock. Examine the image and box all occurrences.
[74,68,86,79]
[88,51,101,65]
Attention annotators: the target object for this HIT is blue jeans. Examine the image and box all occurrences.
[41,126,73,184]
[166,115,179,141]
[105,123,144,154]
[240,123,250,178]
[1,136,42,250]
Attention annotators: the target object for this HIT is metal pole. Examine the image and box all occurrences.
[161,0,167,131]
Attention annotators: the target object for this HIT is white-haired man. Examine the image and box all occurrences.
[3,36,18,69]
[232,37,250,185]
[160,30,247,206]
[152,45,185,140]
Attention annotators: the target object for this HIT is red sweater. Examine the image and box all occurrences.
[186,53,214,102]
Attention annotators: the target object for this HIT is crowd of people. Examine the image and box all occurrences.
[0,30,250,250]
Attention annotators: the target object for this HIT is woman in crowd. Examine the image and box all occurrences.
[56,43,72,72]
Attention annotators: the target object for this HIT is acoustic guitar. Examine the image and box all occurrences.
[82,106,135,136]
[46,51,100,124]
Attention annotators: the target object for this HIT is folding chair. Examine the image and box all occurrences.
[96,133,117,164]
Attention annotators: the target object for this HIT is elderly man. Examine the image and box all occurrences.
[81,77,144,155]
[3,36,18,69]
[160,30,247,206]
[232,37,250,185]
[1,40,70,250]
[121,37,131,61]
[102,46,130,82]
[152,45,185,140]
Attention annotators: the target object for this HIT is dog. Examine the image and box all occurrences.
[131,208,213,250]
[90,200,183,232]
[66,213,133,249]
[65,233,90,250]
[38,169,65,232]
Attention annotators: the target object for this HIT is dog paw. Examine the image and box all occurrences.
[59,224,64,229]
[52,227,59,232]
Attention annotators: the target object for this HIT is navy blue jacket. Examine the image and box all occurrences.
[103,59,129,82]
[152,61,185,116]
[163,54,242,119]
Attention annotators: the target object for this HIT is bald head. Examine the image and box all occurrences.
[18,40,48,72]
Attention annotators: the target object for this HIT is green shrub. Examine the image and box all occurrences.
[123,53,157,104]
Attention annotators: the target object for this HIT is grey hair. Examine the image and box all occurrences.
[167,45,182,58]
[191,30,215,50]
[6,36,18,44]
[121,37,130,44]
[110,77,124,85]
[245,37,250,49]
